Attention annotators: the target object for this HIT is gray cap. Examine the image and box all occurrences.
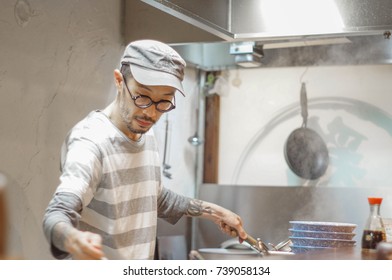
[120,40,187,96]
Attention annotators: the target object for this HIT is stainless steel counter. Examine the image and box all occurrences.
[196,184,392,250]
[197,246,379,260]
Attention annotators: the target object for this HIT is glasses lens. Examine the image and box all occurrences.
[134,96,152,107]
[156,101,174,112]
[133,95,175,112]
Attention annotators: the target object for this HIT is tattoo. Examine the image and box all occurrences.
[187,199,213,216]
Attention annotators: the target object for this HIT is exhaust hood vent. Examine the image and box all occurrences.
[170,35,392,70]
[230,42,264,68]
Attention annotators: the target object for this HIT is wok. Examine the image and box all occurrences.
[284,83,329,180]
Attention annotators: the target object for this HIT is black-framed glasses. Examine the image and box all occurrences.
[122,75,176,113]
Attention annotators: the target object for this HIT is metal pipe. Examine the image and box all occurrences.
[191,70,207,250]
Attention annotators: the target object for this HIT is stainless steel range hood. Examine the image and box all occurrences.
[141,0,392,41]
[140,0,392,69]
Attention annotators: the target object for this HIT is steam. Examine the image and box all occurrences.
[262,35,390,67]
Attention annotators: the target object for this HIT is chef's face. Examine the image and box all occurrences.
[118,73,176,138]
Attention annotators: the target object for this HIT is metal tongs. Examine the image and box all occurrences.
[241,235,270,256]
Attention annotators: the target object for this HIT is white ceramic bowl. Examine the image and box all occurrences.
[290,236,356,248]
[289,229,356,240]
[289,221,357,233]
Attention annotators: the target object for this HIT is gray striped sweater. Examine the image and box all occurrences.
[43,111,190,259]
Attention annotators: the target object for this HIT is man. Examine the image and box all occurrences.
[42,40,247,260]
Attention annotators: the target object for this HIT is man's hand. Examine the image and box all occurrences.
[64,228,106,260]
[186,199,248,240]
[216,209,247,240]
[52,222,106,260]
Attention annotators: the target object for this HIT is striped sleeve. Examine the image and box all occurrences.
[57,135,103,207]
[42,192,82,259]
[157,186,191,224]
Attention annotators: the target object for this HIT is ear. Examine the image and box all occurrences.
[114,69,124,91]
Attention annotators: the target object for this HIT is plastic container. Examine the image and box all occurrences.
[361,197,386,252]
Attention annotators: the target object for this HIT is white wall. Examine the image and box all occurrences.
[0,0,197,259]
[218,65,392,187]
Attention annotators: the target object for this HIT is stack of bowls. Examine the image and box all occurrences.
[289,221,357,254]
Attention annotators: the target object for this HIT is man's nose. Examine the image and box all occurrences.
[142,104,158,119]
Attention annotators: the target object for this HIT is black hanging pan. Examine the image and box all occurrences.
[284,83,329,180]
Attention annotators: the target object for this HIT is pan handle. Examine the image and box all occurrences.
[241,235,270,255]
[300,82,308,127]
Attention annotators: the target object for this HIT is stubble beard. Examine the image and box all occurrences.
[120,105,154,135]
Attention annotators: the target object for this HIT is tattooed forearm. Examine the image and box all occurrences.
[187,199,214,216]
